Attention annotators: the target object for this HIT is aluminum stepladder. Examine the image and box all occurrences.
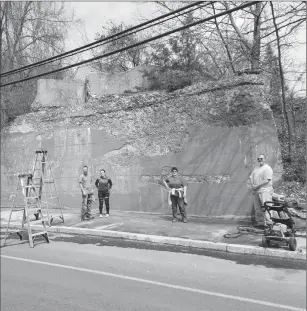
[3,173,50,248]
[32,149,65,226]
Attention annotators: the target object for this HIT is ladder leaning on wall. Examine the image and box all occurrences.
[32,149,65,227]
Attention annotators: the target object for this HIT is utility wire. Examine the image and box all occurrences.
[0,1,212,78]
[0,1,258,88]
[0,1,205,78]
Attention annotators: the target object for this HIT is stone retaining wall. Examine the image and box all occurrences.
[0,73,283,219]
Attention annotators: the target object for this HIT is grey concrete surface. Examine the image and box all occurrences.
[1,208,305,261]
[87,64,155,95]
[1,240,306,311]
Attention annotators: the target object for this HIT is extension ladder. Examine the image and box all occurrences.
[3,173,50,248]
[32,149,64,226]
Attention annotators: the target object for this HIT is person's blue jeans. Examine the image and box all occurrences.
[170,195,186,220]
[81,193,93,219]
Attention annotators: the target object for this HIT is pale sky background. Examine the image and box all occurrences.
[66,1,306,95]
[66,2,156,48]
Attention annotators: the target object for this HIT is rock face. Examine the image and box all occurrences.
[0,74,283,220]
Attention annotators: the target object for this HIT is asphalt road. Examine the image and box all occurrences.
[1,234,306,311]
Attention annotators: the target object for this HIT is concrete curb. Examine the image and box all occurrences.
[2,223,306,261]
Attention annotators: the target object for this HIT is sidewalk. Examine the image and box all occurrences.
[1,207,306,260]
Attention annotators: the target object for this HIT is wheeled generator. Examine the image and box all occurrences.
[262,200,297,251]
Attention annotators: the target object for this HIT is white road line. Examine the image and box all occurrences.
[1,254,305,311]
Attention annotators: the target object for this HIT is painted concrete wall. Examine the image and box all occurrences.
[0,121,282,219]
[1,74,283,220]
[87,65,155,96]
[32,79,86,109]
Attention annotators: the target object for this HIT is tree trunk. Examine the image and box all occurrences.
[270,2,292,161]
[289,95,297,150]
[212,3,235,73]
[251,2,262,70]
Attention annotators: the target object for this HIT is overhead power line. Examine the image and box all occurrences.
[1,1,213,78]
[0,1,205,78]
[0,1,258,88]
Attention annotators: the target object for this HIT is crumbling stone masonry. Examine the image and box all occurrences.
[0,73,283,219]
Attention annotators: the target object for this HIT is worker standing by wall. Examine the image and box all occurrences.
[163,167,188,223]
[249,154,273,226]
[95,169,113,218]
[79,165,95,221]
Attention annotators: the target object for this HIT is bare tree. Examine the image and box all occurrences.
[250,2,262,70]
[90,21,149,74]
[0,1,76,127]
[270,2,294,161]
[211,3,235,73]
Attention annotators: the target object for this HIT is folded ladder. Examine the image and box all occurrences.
[32,149,64,226]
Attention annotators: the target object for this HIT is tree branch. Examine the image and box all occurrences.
[211,2,235,73]
[261,18,306,46]
[12,2,33,56]
[223,2,252,50]
[260,18,306,41]
[270,2,293,159]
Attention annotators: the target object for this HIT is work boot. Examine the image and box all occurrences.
[172,218,178,223]
[182,218,187,223]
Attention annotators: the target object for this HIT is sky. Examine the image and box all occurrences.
[66,1,306,95]
[66,2,156,48]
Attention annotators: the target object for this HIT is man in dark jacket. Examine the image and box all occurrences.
[95,169,113,218]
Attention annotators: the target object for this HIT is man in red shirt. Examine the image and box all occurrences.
[163,167,188,223]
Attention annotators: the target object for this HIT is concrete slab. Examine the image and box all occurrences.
[87,65,155,95]
[33,79,85,108]
[1,208,305,261]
